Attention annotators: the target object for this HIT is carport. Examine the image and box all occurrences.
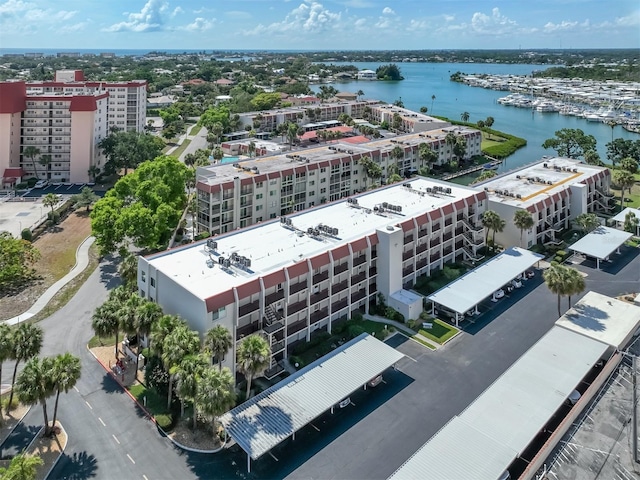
[218,333,404,472]
[427,247,544,327]
[611,207,640,236]
[568,226,632,269]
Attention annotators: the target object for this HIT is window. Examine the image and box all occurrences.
[256,193,263,200]
[269,190,276,196]
[212,307,226,320]
[141,271,146,283]
[255,182,263,188]
[150,278,155,287]
[320,178,326,183]
[256,205,263,211]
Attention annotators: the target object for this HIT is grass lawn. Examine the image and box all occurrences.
[169,138,192,159]
[397,332,436,350]
[129,384,172,423]
[480,131,506,150]
[88,334,117,349]
[418,319,459,345]
[190,125,202,136]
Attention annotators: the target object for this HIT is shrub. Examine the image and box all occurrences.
[384,306,397,320]
[218,427,227,443]
[155,413,174,431]
[351,312,363,323]
[20,228,32,241]
[47,211,60,225]
[393,311,405,323]
[346,324,366,339]
[145,355,169,396]
[289,355,305,369]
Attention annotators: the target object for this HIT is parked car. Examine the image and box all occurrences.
[566,389,581,405]
[34,180,48,188]
[525,269,535,279]
[493,289,505,299]
[512,279,523,288]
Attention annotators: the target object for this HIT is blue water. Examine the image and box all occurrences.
[314,62,638,174]
[220,156,239,164]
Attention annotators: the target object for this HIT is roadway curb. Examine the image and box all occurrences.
[44,422,67,480]
[0,405,33,448]
[86,345,157,424]
[87,346,226,454]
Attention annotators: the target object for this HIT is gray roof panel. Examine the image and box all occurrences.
[568,226,632,260]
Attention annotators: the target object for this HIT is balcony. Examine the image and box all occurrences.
[416,243,428,254]
[331,280,348,295]
[289,280,308,295]
[264,362,286,380]
[334,263,349,275]
[430,238,440,248]
[313,271,329,284]
[238,299,259,317]
[430,253,441,263]
[351,289,367,303]
[442,232,453,242]
[287,320,307,336]
[402,250,414,261]
[416,258,428,269]
[369,267,377,277]
[310,308,329,325]
[331,298,348,312]
[403,234,414,245]
[402,266,413,277]
[263,320,285,335]
[353,255,367,267]
[270,339,286,354]
[265,289,285,305]
[310,288,329,304]
[236,322,261,339]
[418,229,428,238]
[351,271,366,285]
[288,299,308,316]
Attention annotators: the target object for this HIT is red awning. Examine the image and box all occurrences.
[3,167,24,178]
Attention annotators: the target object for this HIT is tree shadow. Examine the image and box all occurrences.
[100,371,125,395]
[98,257,120,289]
[0,423,42,458]
[51,450,98,479]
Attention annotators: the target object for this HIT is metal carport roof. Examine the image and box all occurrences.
[427,247,544,315]
[219,333,404,462]
[568,226,632,261]
[388,326,609,480]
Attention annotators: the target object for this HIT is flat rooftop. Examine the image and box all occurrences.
[219,333,404,461]
[146,177,480,301]
[568,226,632,260]
[428,247,545,315]
[196,126,474,186]
[478,157,608,208]
[556,291,640,349]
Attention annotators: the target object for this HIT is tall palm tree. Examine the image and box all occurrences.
[513,210,534,247]
[613,169,635,212]
[356,89,364,100]
[92,301,121,361]
[203,325,233,371]
[574,213,600,234]
[195,367,235,436]
[211,122,224,146]
[390,145,404,174]
[0,324,12,425]
[444,132,457,164]
[174,354,208,425]
[624,211,639,234]
[50,352,81,432]
[418,143,437,170]
[118,251,139,291]
[162,325,200,409]
[543,264,571,317]
[461,112,470,122]
[8,323,43,413]
[431,95,436,113]
[236,334,271,400]
[565,267,586,309]
[481,210,500,246]
[15,357,56,436]
[152,314,185,357]
[491,216,506,247]
[23,146,41,180]
[135,300,163,360]
[39,154,52,177]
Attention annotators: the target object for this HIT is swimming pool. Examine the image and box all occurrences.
[219,156,239,164]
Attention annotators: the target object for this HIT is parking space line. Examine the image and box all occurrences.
[112,434,120,444]
[98,417,106,427]
[73,386,79,393]
[142,475,149,480]
[127,454,135,464]
[85,401,92,410]
[268,452,279,462]
[310,423,320,432]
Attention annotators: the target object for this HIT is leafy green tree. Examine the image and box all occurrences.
[71,187,99,212]
[605,138,640,166]
[481,210,501,247]
[174,354,208,424]
[237,334,271,400]
[0,232,40,294]
[542,128,597,159]
[98,130,165,177]
[356,89,364,100]
[203,325,233,371]
[15,357,56,435]
[484,116,494,129]
[0,452,43,480]
[375,64,403,81]
[477,120,485,129]
[8,323,43,413]
[574,213,600,234]
[391,145,404,172]
[419,106,428,114]
[613,169,636,211]
[250,92,281,111]
[0,324,12,425]
[388,173,403,184]
[317,85,339,102]
[162,325,200,409]
[544,264,572,317]
[460,112,470,122]
[583,150,603,166]
[286,122,299,148]
[418,143,438,170]
[513,210,534,247]
[22,146,41,180]
[90,156,189,254]
[195,367,235,436]
[134,299,163,371]
[624,211,639,234]
[42,193,59,218]
[620,157,639,174]
[50,353,81,432]
[88,165,100,182]
[445,132,457,164]
[453,136,467,163]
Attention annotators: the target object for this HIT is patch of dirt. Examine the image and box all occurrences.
[31,421,66,480]
[91,345,140,387]
[0,211,91,321]
[168,418,222,451]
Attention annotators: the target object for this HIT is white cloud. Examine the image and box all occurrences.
[59,20,91,34]
[543,20,579,33]
[382,7,394,15]
[614,10,640,27]
[0,0,79,33]
[470,7,519,35]
[225,10,251,20]
[104,0,168,33]
[171,6,183,18]
[0,0,32,18]
[407,19,428,32]
[183,17,215,32]
[247,1,341,36]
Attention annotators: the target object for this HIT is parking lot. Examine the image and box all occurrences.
[22,183,93,197]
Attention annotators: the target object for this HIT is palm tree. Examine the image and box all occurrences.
[0,453,43,479]
[419,106,428,114]
[620,157,639,175]
[481,210,499,245]
[204,325,233,371]
[39,154,52,176]
[544,264,571,317]
[418,143,437,170]
[92,301,121,361]
[513,210,534,247]
[162,325,200,409]
[151,314,185,357]
[624,211,639,234]
[88,165,100,182]
[23,146,41,180]
[0,324,12,425]
[118,251,138,291]
[565,267,585,309]
[42,193,59,218]
[236,334,271,400]
[485,116,495,129]
[50,352,81,432]
[444,132,457,164]
[574,213,600,234]
[174,354,208,424]
[431,95,436,113]
[15,357,56,436]
[248,141,256,158]
[195,367,235,436]
[461,112,470,122]
[356,89,364,100]
[134,299,163,372]
[613,169,635,212]
[491,216,506,247]
[390,145,404,174]
[7,323,43,413]
[210,122,224,146]
[286,122,299,149]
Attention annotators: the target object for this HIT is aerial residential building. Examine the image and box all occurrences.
[195,128,482,235]
[357,70,377,80]
[478,157,612,248]
[0,70,147,184]
[139,177,487,379]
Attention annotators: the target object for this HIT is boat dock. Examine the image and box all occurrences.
[441,158,503,181]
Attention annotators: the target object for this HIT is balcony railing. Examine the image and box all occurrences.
[288,299,308,316]
[331,298,348,312]
[289,280,308,295]
[351,289,367,303]
[351,271,366,285]
[418,229,428,238]
[238,299,259,317]
[416,258,428,269]
[287,320,307,336]
[416,243,428,254]
[310,308,329,324]
[334,263,349,275]
[263,320,285,335]
[310,289,329,304]
[265,290,285,305]
[331,280,348,295]
[236,322,261,339]
[402,250,413,261]
[313,271,329,284]
[402,266,413,277]
[404,235,414,245]
[353,256,367,267]
[368,267,377,277]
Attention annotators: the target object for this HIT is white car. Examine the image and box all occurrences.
[34,180,48,188]
[493,289,505,300]
[512,279,523,288]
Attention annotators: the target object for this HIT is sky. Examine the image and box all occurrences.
[0,0,639,51]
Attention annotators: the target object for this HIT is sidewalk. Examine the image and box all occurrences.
[363,314,441,350]
[4,236,95,325]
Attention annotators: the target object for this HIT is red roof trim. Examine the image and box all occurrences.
[235,279,261,300]
[286,261,309,279]
[368,233,379,246]
[331,244,350,260]
[262,270,286,289]
[441,204,454,216]
[205,289,235,313]
[350,237,368,253]
[3,167,24,177]
[310,252,330,269]
[0,82,27,114]
[240,178,252,186]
